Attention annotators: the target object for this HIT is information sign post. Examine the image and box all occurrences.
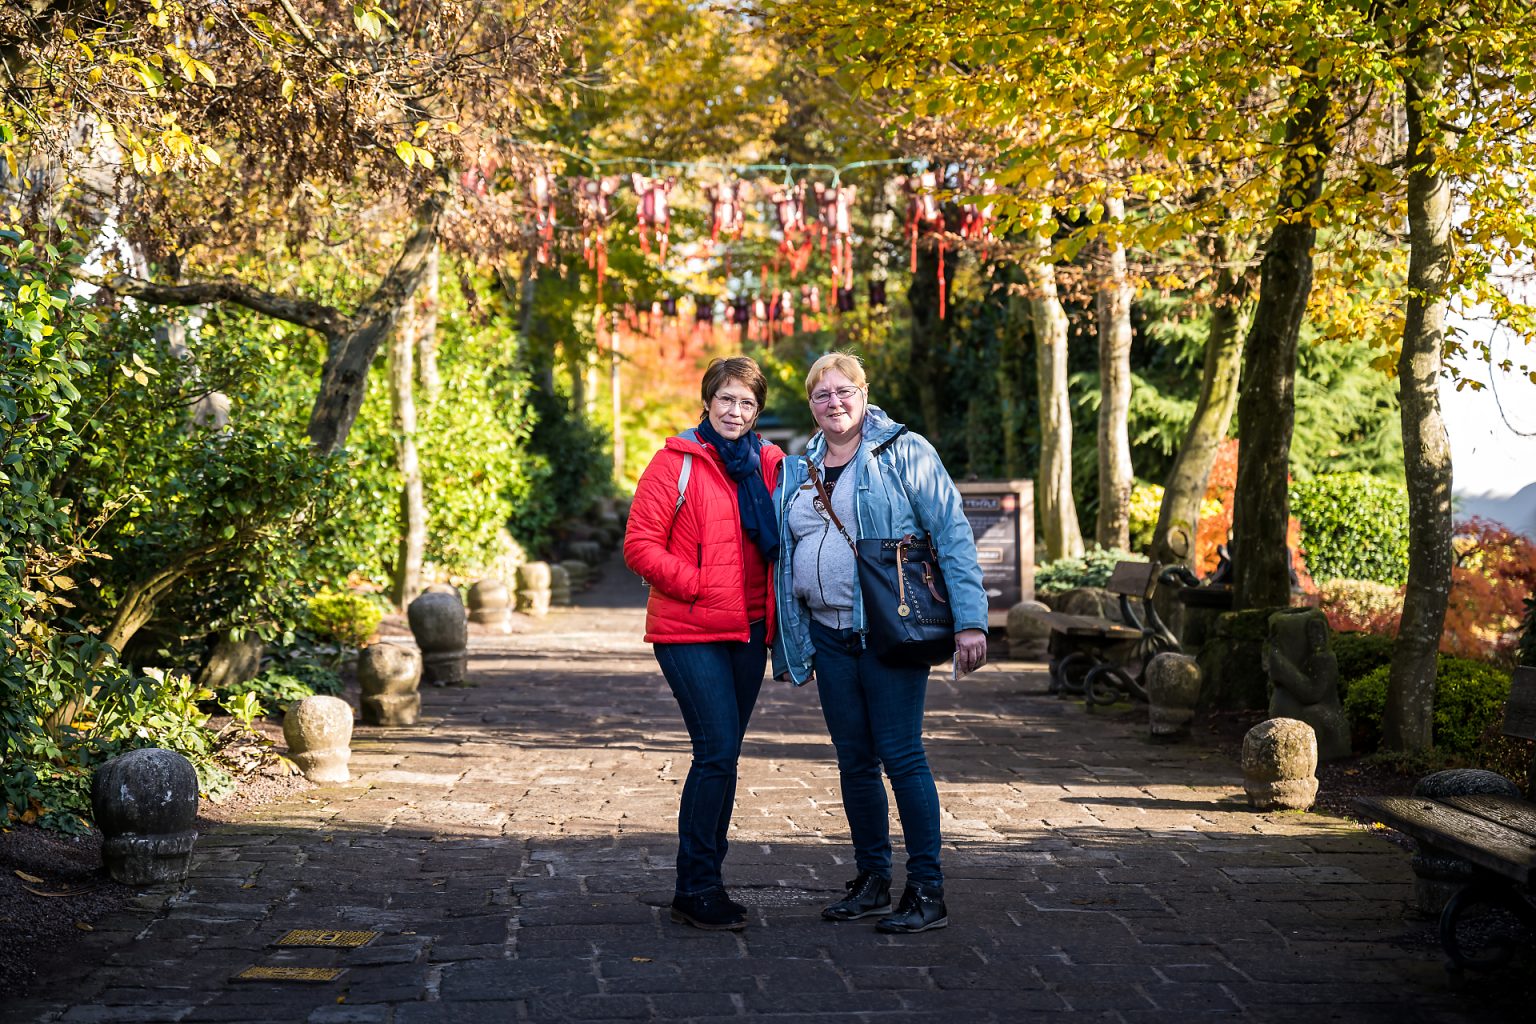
[955,480,1035,628]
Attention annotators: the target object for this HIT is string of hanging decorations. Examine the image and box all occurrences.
[461,143,999,324]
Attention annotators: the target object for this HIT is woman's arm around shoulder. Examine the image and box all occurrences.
[623,448,701,602]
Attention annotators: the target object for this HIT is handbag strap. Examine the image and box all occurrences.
[806,460,856,552]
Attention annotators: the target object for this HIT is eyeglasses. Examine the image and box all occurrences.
[810,385,863,407]
[712,395,759,415]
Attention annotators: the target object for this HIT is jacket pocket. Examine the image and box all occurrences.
[690,543,703,608]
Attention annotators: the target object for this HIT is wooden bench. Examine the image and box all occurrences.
[1023,560,1177,700]
[1356,665,1536,973]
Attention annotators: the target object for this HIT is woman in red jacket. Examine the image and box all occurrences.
[623,356,784,931]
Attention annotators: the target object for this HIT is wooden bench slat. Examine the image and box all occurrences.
[1504,666,1536,741]
[1441,795,1536,841]
[1015,609,1141,639]
[1357,796,1536,887]
[1105,560,1159,599]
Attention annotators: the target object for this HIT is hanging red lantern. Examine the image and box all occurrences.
[904,170,949,318]
[813,181,858,296]
[631,172,676,262]
[571,175,621,296]
[704,178,749,246]
[528,164,558,265]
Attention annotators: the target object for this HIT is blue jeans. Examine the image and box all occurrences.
[653,620,767,896]
[810,619,943,888]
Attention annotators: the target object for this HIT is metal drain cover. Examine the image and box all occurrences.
[234,966,345,983]
[273,929,379,949]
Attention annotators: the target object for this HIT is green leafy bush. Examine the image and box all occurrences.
[1330,631,1396,697]
[1521,597,1536,668]
[306,591,383,648]
[221,663,342,713]
[1291,473,1410,584]
[1035,549,1145,593]
[1343,656,1511,757]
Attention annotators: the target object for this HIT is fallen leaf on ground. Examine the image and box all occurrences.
[74,921,93,931]
[13,870,44,884]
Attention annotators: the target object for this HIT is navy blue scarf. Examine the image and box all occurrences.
[694,418,779,562]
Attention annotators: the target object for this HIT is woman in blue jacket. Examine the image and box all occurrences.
[774,351,988,933]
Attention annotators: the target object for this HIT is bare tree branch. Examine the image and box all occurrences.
[88,272,349,340]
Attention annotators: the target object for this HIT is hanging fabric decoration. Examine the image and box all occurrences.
[958,169,997,259]
[571,175,620,295]
[813,181,858,300]
[799,284,822,332]
[770,179,813,276]
[904,170,948,318]
[631,173,676,262]
[704,178,749,245]
[529,164,558,265]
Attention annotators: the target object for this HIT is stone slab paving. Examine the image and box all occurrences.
[5,560,1524,1023]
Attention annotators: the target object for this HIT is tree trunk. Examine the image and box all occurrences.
[1232,81,1334,609]
[415,243,442,403]
[1095,197,1134,550]
[389,317,427,610]
[1026,254,1084,560]
[1151,236,1251,568]
[91,197,443,456]
[1385,26,1455,754]
[906,228,956,441]
[308,194,444,454]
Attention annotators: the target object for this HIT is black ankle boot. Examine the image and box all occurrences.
[821,871,892,921]
[671,887,748,931]
[876,881,948,933]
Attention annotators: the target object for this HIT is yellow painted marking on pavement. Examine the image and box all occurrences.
[272,929,379,948]
[234,966,345,982]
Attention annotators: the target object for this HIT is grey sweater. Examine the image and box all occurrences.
[785,461,859,629]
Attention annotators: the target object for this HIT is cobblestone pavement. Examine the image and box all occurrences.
[6,560,1521,1023]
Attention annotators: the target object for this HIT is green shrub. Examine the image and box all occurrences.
[1343,655,1511,757]
[221,663,342,713]
[1331,631,1396,696]
[1518,596,1536,668]
[1035,549,1145,592]
[306,591,383,648]
[1291,473,1410,584]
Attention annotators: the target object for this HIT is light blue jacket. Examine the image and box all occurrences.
[772,406,988,685]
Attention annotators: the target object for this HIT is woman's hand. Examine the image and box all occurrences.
[953,628,988,678]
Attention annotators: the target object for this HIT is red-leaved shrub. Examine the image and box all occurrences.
[1195,439,1315,593]
[1442,518,1536,663]
[1316,518,1536,664]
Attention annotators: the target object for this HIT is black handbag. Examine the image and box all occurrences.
[807,462,956,667]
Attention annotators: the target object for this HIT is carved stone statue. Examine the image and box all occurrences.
[1263,609,1351,761]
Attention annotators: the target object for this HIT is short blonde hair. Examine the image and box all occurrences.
[804,352,867,398]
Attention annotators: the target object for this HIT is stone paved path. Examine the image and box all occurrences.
[6,560,1518,1023]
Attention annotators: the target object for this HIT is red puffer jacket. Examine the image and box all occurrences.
[624,431,784,645]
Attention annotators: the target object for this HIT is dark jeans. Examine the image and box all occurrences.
[810,619,943,887]
[653,620,767,897]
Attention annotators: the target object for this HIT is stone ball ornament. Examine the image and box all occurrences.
[90,747,201,885]
[357,642,423,726]
[283,695,355,783]
[1241,717,1319,811]
[408,590,469,686]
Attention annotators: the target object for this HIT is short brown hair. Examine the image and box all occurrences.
[804,351,867,398]
[700,355,768,412]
